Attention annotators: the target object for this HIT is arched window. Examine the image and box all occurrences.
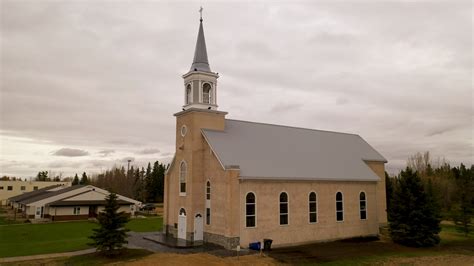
[202,83,212,104]
[206,181,211,225]
[309,192,317,223]
[245,192,256,227]
[179,161,187,195]
[336,192,343,221]
[360,192,367,220]
[186,84,192,104]
[280,192,289,225]
[179,208,186,216]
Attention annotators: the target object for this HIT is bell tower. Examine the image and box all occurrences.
[182,9,219,111]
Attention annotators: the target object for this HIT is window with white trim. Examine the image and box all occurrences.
[202,83,212,104]
[73,207,81,215]
[280,192,289,225]
[309,192,317,223]
[206,181,211,225]
[336,192,344,221]
[206,208,210,225]
[360,192,367,220]
[245,192,256,227]
[179,161,187,195]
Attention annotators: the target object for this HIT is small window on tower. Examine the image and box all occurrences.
[202,83,211,104]
[181,125,187,137]
[186,84,192,104]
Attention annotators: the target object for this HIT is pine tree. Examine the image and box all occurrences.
[89,193,130,255]
[80,172,89,185]
[145,163,152,202]
[389,167,441,247]
[72,174,80,185]
[451,164,474,236]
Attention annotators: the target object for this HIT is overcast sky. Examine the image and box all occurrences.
[1,0,472,179]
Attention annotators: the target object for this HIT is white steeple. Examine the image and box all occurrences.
[182,7,219,111]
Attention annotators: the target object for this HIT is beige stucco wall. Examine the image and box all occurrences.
[0,181,70,205]
[239,180,380,248]
[163,109,388,248]
[50,205,130,216]
[164,109,227,238]
[365,161,387,225]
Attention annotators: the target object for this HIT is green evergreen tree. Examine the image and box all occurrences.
[451,164,474,236]
[80,172,89,185]
[89,193,130,255]
[385,171,393,221]
[145,163,152,202]
[389,167,441,247]
[72,174,80,185]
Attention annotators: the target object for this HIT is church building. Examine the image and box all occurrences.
[163,13,387,249]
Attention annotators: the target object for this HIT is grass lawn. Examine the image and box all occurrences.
[0,216,162,258]
[126,216,162,232]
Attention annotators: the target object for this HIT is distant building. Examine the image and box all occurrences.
[8,185,141,221]
[163,14,387,249]
[0,180,70,205]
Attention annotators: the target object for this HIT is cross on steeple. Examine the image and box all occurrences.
[199,6,203,22]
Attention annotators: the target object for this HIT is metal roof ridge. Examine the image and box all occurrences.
[225,118,361,137]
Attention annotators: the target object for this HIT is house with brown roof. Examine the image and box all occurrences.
[163,14,387,249]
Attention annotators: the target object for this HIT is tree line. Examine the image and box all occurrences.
[92,161,166,203]
[386,151,473,247]
[28,161,167,203]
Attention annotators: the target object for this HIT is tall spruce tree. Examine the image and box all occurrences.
[389,167,441,247]
[72,174,80,185]
[89,193,130,255]
[451,164,474,236]
[80,172,89,185]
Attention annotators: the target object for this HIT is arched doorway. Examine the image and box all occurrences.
[178,208,186,240]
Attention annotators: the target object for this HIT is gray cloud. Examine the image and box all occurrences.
[98,149,115,157]
[1,1,472,178]
[136,148,160,155]
[52,148,89,157]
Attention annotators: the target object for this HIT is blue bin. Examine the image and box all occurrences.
[249,241,261,250]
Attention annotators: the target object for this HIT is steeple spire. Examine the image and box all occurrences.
[190,7,211,73]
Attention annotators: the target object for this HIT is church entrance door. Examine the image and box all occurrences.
[194,213,203,241]
[178,208,187,240]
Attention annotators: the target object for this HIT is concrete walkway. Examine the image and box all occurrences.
[0,248,96,263]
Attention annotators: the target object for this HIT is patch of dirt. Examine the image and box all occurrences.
[380,254,474,266]
[124,252,279,266]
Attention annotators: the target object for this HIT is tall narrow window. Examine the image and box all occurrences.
[360,192,367,220]
[206,208,211,225]
[206,181,211,225]
[246,192,256,227]
[179,161,187,195]
[202,83,211,104]
[309,192,317,223]
[336,192,344,221]
[280,192,289,225]
[186,84,192,104]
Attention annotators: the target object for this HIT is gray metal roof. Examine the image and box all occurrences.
[189,19,211,72]
[19,185,84,204]
[48,199,133,206]
[202,119,387,181]
[8,185,61,202]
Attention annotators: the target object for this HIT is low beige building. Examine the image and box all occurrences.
[0,180,70,205]
[164,16,387,249]
[9,185,141,221]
